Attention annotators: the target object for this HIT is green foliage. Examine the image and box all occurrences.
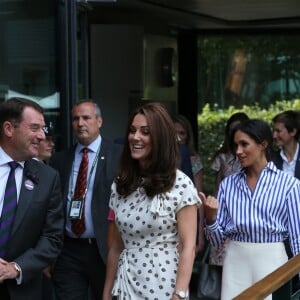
[198,99,300,195]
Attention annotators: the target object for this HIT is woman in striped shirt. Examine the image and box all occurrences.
[200,119,300,300]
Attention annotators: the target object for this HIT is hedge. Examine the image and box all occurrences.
[198,99,300,195]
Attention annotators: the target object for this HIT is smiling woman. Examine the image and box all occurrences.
[201,119,300,300]
[103,102,201,300]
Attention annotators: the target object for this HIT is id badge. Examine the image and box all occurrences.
[68,198,84,219]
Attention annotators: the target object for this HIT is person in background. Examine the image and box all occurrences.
[173,115,203,192]
[173,114,204,252]
[272,109,300,291]
[209,112,249,266]
[35,121,56,300]
[50,99,121,300]
[201,119,300,300]
[272,110,300,180]
[211,112,250,194]
[0,97,64,300]
[36,121,55,162]
[103,102,201,300]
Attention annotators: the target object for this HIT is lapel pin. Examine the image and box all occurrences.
[24,179,34,190]
[101,156,105,160]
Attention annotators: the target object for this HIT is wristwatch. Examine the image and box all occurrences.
[174,290,187,299]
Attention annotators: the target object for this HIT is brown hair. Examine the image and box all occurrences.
[116,102,179,197]
[172,114,197,155]
[272,110,300,141]
[0,97,44,137]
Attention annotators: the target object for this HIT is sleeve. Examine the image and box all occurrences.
[204,179,230,248]
[176,173,201,212]
[109,182,117,212]
[14,169,64,284]
[286,181,300,256]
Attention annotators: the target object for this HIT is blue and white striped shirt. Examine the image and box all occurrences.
[206,162,300,256]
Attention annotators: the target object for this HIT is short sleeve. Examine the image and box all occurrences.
[175,170,201,213]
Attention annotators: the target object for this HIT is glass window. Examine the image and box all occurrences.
[198,34,300,109]
[0,1,59,123]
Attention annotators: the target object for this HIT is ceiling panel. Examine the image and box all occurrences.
[87,0,300,29]
[139,0,300,21]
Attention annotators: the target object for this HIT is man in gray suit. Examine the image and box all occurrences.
[0,97,64,300]
[50,99,121,300]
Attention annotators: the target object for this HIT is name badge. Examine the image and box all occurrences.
[68,198,84,219]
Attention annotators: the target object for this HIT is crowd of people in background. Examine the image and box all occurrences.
[0,96,299,300]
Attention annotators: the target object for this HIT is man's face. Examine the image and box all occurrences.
[72,103,102,145]
[10,107,46,161]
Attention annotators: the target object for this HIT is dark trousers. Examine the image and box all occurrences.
[53,237,106,300]
[0,283,10,300]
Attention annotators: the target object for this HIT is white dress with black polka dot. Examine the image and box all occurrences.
[109,169,200,300]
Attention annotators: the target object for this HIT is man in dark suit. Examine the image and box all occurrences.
[50,99,121,300]
[0,97,64,300]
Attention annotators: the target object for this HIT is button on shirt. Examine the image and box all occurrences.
[205,162,300,256]
[66,135,102,238]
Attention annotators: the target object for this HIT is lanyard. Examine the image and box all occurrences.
[70,145,101,199]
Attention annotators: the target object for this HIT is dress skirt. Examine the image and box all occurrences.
[221,240,288,300]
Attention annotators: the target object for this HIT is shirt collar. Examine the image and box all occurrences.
[280,143,299,163]
[0,146,25,168]
[239,161,278,178]
[76,135,102,154]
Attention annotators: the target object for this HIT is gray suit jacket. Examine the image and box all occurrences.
[49,137,121,263]
[6,159,64,300]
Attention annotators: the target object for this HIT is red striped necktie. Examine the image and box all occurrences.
[71,147,89,237]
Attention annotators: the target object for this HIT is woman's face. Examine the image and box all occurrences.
[174,122,187,144]
[273,122,296,148]
[234,130,266,168]
[128,113,152,166]
[38,136,55,160]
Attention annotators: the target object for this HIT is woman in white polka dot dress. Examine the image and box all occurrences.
[102,102,201,300]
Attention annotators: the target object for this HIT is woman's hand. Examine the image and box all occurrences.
[199,192,219,225]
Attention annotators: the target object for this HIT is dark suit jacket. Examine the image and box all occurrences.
[272,144,300,180]
[49,137,121,263]
[6,159,64,300]
[179,144,193,181]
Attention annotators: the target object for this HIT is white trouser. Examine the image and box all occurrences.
[221,240,288,300]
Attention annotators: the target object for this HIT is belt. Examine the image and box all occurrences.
[64,235,97,245]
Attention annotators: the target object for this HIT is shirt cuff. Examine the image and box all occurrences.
[205,220,218,231]
[13,262,22,285]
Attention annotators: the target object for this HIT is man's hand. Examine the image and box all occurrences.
[42,265,52,279]
[0,258,19,283]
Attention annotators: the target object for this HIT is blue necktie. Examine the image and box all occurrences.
[0,161,19,257]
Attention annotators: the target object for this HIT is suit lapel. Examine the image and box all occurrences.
[11,160,39,235]
[93,140,107,190]
[64,148,76,199]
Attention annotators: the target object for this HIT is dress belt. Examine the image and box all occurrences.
[64,235,97,245]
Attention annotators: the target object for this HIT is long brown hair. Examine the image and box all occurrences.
[116,102,180,197]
